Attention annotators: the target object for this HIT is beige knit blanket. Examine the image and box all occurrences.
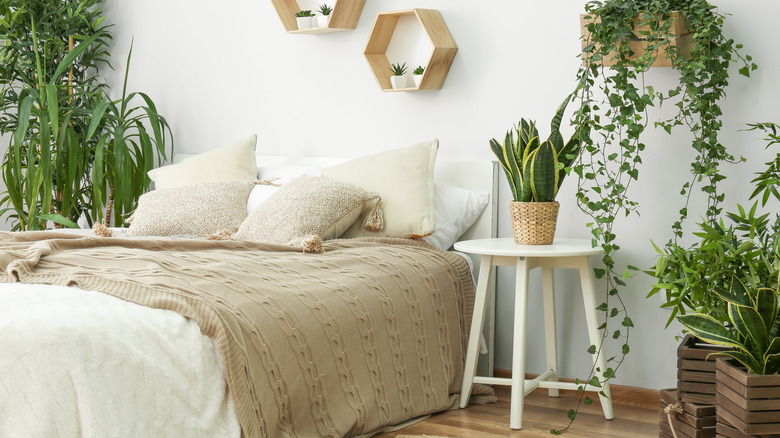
[0,232,486,438]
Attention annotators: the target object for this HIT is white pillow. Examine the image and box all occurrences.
[148,134,258,189]
[247,165,324,216]
[322,139,438,238]
[422,183,490,250]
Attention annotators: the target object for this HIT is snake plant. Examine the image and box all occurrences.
[490,94,581,202]
[678,277,780,375]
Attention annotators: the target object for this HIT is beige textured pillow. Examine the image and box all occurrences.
[322,139,438,238]
[126,181,255,236]
[148,134,258,189]
[234,175,379,245]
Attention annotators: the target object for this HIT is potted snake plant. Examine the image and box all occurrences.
[490,94,581,244]
[677,277,780,435]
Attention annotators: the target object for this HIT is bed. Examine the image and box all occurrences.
[0,149,498,438]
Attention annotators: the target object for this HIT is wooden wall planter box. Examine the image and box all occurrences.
[580,11,693,67]
[659,388,716,438]
[716,358,780,436]
[678,334,732,405]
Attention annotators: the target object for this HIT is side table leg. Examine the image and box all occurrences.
[510,257,530,430]
[459,255,493,408]
[542,266,559,397]
[578,256,614,420]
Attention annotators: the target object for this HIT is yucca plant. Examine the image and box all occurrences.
[678,277,780,374]
[490,94,581,202]
[389,62,407,76]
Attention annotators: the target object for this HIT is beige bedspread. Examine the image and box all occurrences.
[0,232,484,438]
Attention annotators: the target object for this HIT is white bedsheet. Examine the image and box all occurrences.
[0,283,241,438]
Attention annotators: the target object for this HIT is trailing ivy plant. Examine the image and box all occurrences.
[553,0,756,433]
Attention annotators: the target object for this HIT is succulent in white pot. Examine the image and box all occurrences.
[389,62,407,90]
[295,10,315,29]
[317,3,332,27]
[412,65,425,88]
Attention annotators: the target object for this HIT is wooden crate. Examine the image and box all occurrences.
[716,415,780,438]
[678,334,733,404]
[716,359,780,436]
[579,11,693,67]
[659,388,716,438]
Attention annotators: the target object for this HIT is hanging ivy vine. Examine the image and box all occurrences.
[553,0,756,433]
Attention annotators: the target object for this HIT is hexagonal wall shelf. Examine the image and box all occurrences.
[271,0,366,35]
[364,9,458,92]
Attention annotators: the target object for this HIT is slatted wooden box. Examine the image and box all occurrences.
[716,415,780,438]
[579,11,693,67]
[659,388,716,438]
[716,359,780,436]
[678,334,733,404]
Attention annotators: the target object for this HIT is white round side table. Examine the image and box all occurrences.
[454,237,614,430]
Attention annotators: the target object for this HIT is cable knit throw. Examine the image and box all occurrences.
[0,232,492,437]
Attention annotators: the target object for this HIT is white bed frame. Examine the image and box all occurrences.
[174,153,500,375]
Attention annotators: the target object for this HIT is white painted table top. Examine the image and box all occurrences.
[454,238,604,257]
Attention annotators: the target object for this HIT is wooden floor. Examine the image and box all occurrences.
[374,386,659,437]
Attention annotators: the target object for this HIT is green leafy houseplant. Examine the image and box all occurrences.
[490,94,581,203]
[317,4,332,16]
[677,277,780,375]
[554,0,756,433]
[648,123,780,330]
[294,10,314,18]
[0,0,172,230]
[413,66,425,75]
[389,62,407,76]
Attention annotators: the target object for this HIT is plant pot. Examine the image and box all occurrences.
[509,201,559,245]
[659,388,716,438]
[317,15,330,27]
[296,16,313,30]
[677,334,733,405]
[390,75,406,90]
[579,11,693,67]
[413,74,423,88]
[716,358,780,436]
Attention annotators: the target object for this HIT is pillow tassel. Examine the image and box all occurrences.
[299,235,324,253]
[362,199,384,232]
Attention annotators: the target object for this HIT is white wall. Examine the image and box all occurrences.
[101,0,780,389]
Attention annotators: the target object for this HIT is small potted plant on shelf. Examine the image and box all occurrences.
[294,10,315,30]
[412,65,425,88]
[489,94,581,245]
[388,62,407,89]
[317,3,332,27]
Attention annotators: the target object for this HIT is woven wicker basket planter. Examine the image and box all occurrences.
[716,358,780,436]
[509,201,559,245]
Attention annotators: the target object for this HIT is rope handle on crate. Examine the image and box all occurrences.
[664,402,684,438]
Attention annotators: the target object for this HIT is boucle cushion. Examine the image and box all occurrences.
[126,181,255,236]
[148,134,258,189]
[321,139,438,239]
[234,175,379,245]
